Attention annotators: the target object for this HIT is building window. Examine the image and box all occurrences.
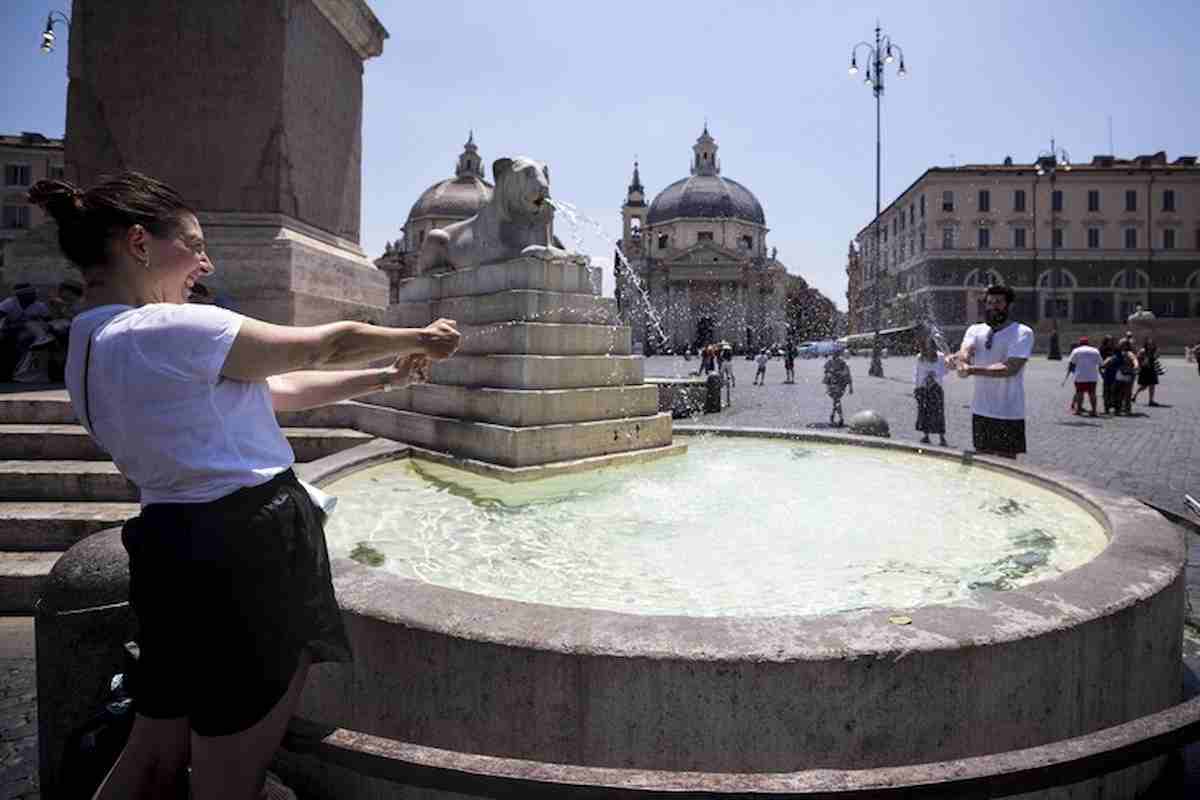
[1087,227,1100,249]
[1125,190,1137,212]
[892,218,898,236]
[1163,228,1176,250]
[1013,190,1026,212]
[2,205,30,229]
[978,190,990,213]
[899,212,905,231]
[697,231,713,242]
[942,226,955,249]
[1163,189,1176,212]
[418,229,425,245]
[920,194,926,218]
[920,231,926,251]
[658,234,669,250]
[1087,190,1100,212]
[1051,190,1063,212]
[942,191,954,212]
[1013,227,1027,249]
[47,165,65,180]
[977,228,990,249]
[1124,227,1137,249]
[909,205,915,225]
[740,234,753,250]
[3,165,30,186]
[1052,227,1064,248]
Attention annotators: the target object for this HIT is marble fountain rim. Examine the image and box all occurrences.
[307,426,1186,664]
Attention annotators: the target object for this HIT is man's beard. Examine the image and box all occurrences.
[986,308,1009,327]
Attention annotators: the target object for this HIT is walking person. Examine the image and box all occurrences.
[753,348,769,385]
[1132,337,1163,406]
[700,344,715,375]
[947,285,1033,459]
[31,172,461,800]
[719,340,735,388]
[1066,336,1101,417]
[1106,340,1138,415]
[1097,335,1117,414]
[823,351,853,426]
[913,335,947,446]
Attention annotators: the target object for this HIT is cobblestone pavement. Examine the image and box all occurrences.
[0,619,36,800]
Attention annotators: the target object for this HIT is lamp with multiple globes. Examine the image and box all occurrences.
[40,11,70,54]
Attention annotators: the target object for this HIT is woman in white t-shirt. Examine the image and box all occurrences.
[912,334,947,446]
[31,173,461,800]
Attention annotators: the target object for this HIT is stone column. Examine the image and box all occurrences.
[9,0,389,324]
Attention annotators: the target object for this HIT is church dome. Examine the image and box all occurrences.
[406,132,493,222]
[407,175,492,221]
[646,174,765,225]
[645,126,765,226]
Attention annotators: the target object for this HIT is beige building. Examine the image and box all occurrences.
[1,132,65,279]
[853,150,1200,342]
[617,127,824,353]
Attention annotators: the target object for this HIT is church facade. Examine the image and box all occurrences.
[616,128,828,353]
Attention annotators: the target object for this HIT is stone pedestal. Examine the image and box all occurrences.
[376,255,677,470]
[20,0,391,324]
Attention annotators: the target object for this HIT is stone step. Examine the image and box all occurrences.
[0,502,135,551]
[0,425,372,462]
[0,551,60,613]
[428,355,644,390]
[0,461,138,502]
[344,402,673,469]
[397,256,599,302]
[362,383,660,427]
[388,290,617,328]
[0,390,76,424]
[455,322,631,356]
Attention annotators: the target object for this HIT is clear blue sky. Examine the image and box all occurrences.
[2,1,1195,308]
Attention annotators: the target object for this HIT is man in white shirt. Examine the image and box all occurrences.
[1066,336,1102,417]
[948,285,1034,458]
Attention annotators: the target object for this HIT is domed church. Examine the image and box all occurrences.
[617,127,808,353]
[376,133,492,302]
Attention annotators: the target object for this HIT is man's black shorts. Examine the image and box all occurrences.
[972,414,1026,455]
[121,469,351,736]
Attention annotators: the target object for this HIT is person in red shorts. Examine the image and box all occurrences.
[1066,336,1101,417]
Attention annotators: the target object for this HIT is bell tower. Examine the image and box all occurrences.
[621,159,646,257]
[455,130,484,179]
[691,124,720,176]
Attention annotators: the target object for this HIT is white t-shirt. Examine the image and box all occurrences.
[756,353,769,368]
[960,321,1034,420]
[913,356,947,387]
[1068,345,1102,383]
[65,304,293,505]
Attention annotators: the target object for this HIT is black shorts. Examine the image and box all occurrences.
[121,469,352,736]
[972,414,1026,455]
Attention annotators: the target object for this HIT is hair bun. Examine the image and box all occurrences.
[28,179,84,223]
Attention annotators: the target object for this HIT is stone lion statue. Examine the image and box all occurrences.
[416,156,571,274]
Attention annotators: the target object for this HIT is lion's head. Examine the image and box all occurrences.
[494,157,553,223]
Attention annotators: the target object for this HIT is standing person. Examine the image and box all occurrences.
[30,172,461,800]
[783,341,796,384]
[1066,336,1101,417]
[719,340,735,388]
[913,335,947,446]
[947,285,1033,459]
[1132,337,1162,407]
[0,283,51,379]
[823,351,853,426]
[700,344,715,375]
[753,348,769,385]
[1097,335,1117,414]
[1107,340,1138,415]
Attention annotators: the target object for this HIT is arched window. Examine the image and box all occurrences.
[658,234,669,250]
[964,268,1004,287]
[1109,269,1149,289]
[1185,270,1200,289]
[1037,269,1077,289]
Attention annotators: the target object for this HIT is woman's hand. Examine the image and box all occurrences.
[418,318,461,360]
[386,353,432,388]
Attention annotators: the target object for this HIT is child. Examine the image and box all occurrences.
[913,336,947,446]
[823,352,853,426]
[753,349,769,385]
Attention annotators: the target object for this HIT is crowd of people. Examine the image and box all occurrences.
[0,279,84,383]
[1065,332,1165,417]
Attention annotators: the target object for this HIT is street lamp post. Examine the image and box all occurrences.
[1036,140,1070,360]
[40,10,71,54]
[849,23,907,378]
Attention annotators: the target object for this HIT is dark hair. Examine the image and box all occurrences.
[27,171,193,271]
[985,284,1015,304]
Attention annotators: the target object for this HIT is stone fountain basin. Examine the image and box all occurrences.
[294,429,1185,794]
